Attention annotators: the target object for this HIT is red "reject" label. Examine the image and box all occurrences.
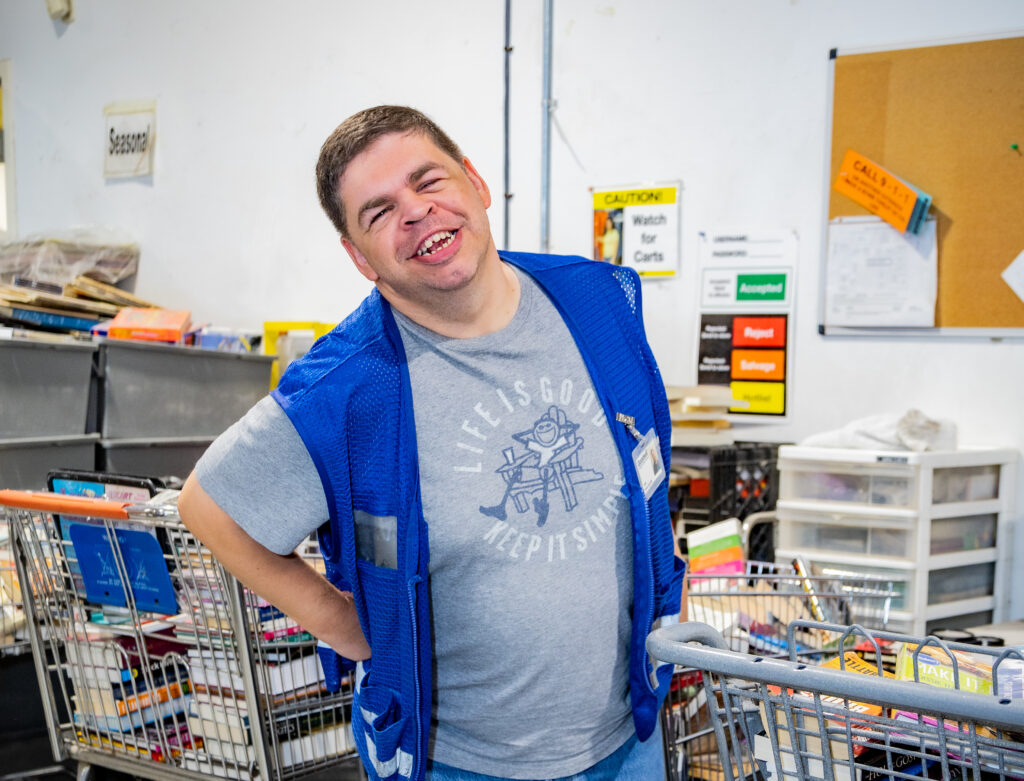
[733,316,786,347]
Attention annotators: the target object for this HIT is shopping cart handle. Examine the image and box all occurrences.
[646,621,732,662]
[0,489,131,519]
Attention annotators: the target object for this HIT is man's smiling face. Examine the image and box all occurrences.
[338,130,496,310]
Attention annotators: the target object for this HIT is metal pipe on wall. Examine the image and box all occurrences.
[540,0,553,252]
[503,0,512,250]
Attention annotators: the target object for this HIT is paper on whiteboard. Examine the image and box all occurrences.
[824,217,937,327]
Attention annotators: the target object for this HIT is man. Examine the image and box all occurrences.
[179,105,685,781]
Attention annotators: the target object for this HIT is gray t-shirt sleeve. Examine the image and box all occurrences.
[194,395,328,555]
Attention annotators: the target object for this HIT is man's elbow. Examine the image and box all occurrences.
[177,471,226,544]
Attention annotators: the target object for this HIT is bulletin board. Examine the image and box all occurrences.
[822,33,1024,335]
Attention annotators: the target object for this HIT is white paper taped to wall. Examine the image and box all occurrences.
[824,216,937,328]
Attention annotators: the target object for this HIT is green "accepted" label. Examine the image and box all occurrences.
[736,273,786,301]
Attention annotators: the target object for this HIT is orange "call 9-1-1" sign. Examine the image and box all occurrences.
[833,149,918,233]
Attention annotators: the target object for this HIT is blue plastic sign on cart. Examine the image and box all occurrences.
[69,524,178,614]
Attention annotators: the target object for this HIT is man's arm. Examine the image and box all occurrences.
[177,472,371,661]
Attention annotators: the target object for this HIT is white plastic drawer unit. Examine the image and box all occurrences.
[776,444,1017,635]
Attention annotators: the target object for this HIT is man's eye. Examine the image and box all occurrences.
[419,178,442,191]
[369,206,391,226]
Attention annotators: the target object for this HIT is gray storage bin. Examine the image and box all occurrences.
[99,436,213,481]
[97,340,272,438]
[0,435,98,490]
[0,338,96,437]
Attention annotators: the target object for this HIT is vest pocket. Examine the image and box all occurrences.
[352,562,412,779]
[652,554,686,624]
[356,673,410,780]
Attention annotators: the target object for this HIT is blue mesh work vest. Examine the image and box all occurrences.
[272,251,685,781]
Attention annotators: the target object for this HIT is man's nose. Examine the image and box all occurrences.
[401,191,433,225]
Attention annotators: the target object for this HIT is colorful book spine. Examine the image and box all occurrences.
[687,518,744,576]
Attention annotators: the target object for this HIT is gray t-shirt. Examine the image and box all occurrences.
[195,269,634,778]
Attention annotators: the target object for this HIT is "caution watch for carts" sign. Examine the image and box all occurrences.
[592,183,680,277]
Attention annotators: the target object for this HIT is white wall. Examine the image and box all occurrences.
[2,0,1023,617]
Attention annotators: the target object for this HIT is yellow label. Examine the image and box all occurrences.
[637,269,676,277]
[833,149,918,232]
[730,381,785,414]
[593,187,677,209]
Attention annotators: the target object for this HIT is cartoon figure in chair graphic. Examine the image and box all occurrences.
[479,405,603,526]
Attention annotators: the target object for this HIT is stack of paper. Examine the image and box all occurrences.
[666,385,747,446]
[686,517,744,578]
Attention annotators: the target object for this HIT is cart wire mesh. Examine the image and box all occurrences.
[662,562,902,780]
[1,489,360,781]
[1,514,29,656]
[651,620,1024,781]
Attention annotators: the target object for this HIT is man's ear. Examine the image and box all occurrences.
[342,237,379,283]
[462,156,491,210]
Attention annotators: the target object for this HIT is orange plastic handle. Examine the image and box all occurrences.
[0,490,131,519]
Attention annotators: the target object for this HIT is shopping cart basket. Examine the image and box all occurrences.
[1,509,29,655]
[663,562,902,780]
[0,489,361,781]
[650,620,1024,781]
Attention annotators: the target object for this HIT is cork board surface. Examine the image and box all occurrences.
[828,35,1024,328]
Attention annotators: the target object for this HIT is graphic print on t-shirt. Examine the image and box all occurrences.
[450,374,627,566]
[478,404,602,526]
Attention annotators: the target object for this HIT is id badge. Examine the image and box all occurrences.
[632,428,666,499]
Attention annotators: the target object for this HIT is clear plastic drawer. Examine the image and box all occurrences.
[778,507,915,559]
[930,513,997,555]
[780,460,917,509]
[927,562,996,605]
[795,557,995,612]
[932,465,1000,503]
[801,558,912,611]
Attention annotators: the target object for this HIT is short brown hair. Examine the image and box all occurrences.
[315,106,464,238]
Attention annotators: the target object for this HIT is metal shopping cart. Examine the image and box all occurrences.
[662,562,902,780]
[1,508,29,654]
[2,502,67,781]
[650,620,1024,781]
[0,488,362,781]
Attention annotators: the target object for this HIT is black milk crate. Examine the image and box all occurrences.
[673,442,781,530]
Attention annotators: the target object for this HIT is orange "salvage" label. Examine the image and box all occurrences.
[731,349,785,380]
[833,149,918,232]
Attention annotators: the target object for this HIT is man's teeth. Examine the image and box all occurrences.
[416,231,456,256]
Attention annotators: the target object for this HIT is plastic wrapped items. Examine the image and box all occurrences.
[0,228,139,286]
